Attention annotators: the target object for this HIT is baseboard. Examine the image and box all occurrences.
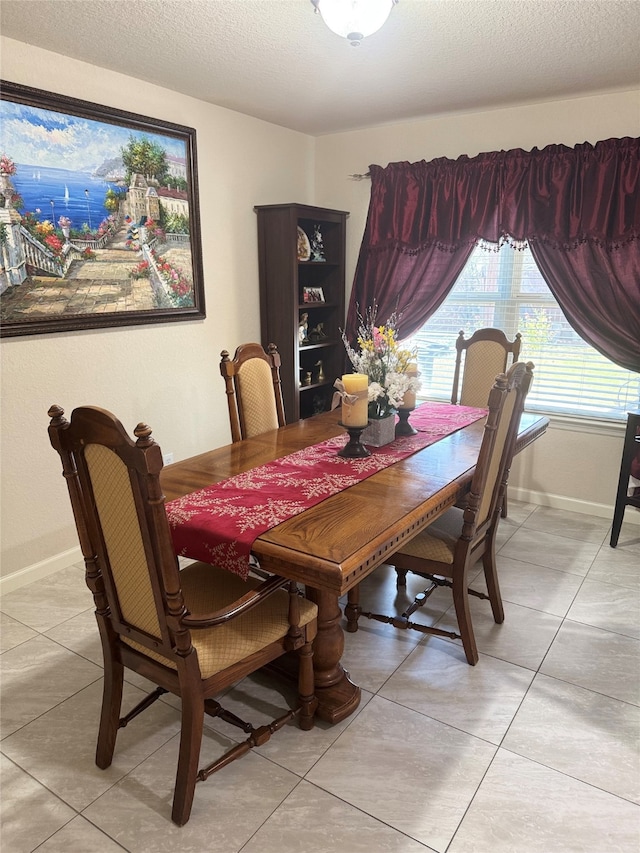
[509,487,640,525]
[0,546,82,596]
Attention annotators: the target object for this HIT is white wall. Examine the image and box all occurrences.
[314,91,640,519]
[0,37,314,584]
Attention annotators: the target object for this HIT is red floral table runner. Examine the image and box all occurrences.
[166,402,486,579]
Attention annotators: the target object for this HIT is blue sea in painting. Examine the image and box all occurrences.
[12,164,119,231]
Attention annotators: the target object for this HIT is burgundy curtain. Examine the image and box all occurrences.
[347,138,640,372]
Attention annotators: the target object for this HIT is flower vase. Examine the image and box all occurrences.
[362,414,396,447]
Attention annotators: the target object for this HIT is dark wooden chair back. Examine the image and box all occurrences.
[47,404,317,825]
[451,328,522,407]
[220,342,286,443]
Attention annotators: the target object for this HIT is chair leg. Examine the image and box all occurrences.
[501,487,508,518]
[171,693,204,826]
[345,586,360,633]
[297,640,317,731]
[482,547,504,624]
[96,655,124,769]
[610,489,627,548]
[395,567,408,587]
[452,570,479,665]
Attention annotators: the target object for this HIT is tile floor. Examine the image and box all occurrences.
[1,504,639,852]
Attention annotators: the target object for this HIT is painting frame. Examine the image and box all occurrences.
[0,80,206,338]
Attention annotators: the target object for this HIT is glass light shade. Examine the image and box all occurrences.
[312,0,395,45]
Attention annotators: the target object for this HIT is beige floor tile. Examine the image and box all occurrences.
[567,579,640,639]
[498,527,600,575]
[541,619,640,706]
[448,749,640,853]
[83,734,300,853]
[2,680,181,811]
[0,635,101,738]
[306,695,496,853]
[0,565,91,632]
[473,554,584,616]
[380,637,534,743]
[35,815,126,852]
[2,507,638,852]
[611,519,640,552]
[523,506,611,543]
[588,543,640,590]
[0,754,76,853]
[44,607,102,665]
[501,499,538,526]
[0,612,37,653]
[503,673,640,803]
[242,780,434,853]
[435,596,562,670]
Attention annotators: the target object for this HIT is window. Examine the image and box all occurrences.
[404,244,638,421]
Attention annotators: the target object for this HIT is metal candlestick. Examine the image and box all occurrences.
[338,423,371,458]
[395,408,417,436]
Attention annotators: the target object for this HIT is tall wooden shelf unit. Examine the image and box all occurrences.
[255,203,349,421]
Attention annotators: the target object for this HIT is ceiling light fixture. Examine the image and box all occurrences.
[310,0,398,47]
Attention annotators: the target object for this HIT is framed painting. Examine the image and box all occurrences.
[0,80,206,337]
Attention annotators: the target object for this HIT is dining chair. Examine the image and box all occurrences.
[220,342,286,443]
[451,328,522,407]
[610,410,640,547]
[345,361,534,666]
[451,327,522,516]
[47,404,317,825]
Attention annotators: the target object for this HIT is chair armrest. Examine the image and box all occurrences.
[182,573,289,628]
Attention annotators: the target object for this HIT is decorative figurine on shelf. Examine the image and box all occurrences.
[315,360,325,382]
[308,322,327,343]
[304,371,313,386]
[310,224,326,262]
[298,312,309,344]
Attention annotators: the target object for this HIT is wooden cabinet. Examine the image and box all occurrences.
[255,203,349,421]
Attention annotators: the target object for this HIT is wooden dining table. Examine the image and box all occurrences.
[160,406,548,725]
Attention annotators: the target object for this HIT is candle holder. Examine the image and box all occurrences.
[395,408,417,437]
[337,423,371,458]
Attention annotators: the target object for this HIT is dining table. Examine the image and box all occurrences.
[160,403,548,725]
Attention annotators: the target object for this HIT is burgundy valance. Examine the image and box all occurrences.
[361,138,640,251]
[348,137,640,372]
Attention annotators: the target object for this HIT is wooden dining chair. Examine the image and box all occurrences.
[451,328,522,407]
[451,327,522,516]
[220,342,286,443]
[345,361,534,666]
[47,404,317,826]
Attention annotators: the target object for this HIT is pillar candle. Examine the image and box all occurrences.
[342,373,369,427]
[402,363,418,410]
[401,390,416,410]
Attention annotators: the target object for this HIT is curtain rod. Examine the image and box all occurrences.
[348,172,371,180]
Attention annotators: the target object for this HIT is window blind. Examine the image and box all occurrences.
[403,245,638,421]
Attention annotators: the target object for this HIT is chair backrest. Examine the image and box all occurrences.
[47,405,191,666]
[451,328,522,407]
[220,342,286,443]
[461,361,533,540]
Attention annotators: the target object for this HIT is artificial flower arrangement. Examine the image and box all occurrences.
[342,305,421,419]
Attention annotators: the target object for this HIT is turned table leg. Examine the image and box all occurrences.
[305,586,361,724]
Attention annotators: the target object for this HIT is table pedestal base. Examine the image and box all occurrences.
[266,586,361,724]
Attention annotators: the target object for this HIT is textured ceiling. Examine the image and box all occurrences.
[1,0,639,136]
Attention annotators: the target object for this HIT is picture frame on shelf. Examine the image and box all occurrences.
[0,80,205,338]
[303,286,325,303]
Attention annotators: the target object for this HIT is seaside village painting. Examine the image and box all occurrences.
[0,94,196,331]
